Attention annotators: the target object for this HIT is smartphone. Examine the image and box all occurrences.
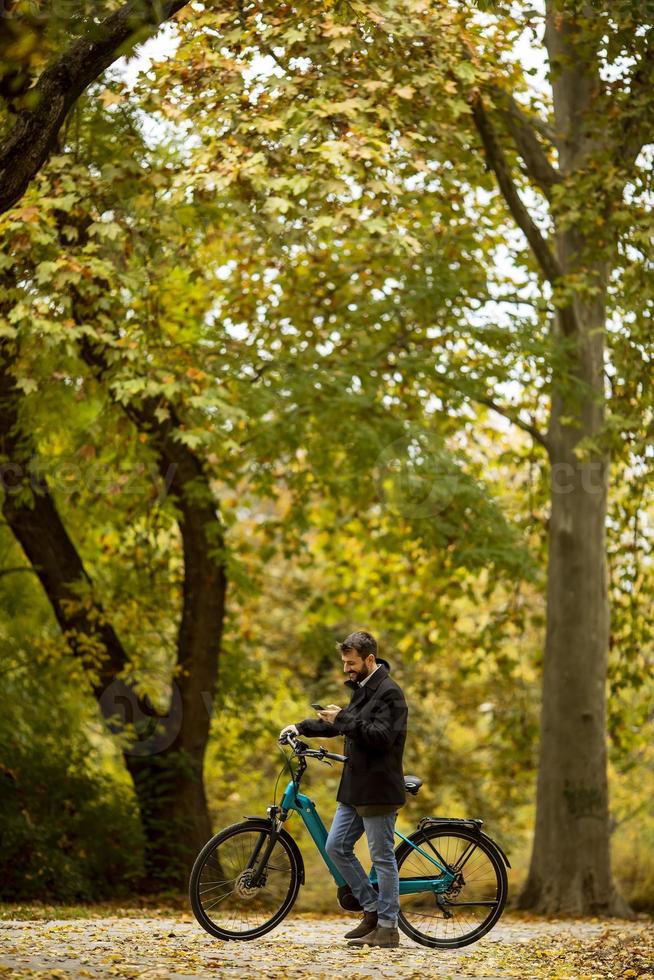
[311,703,324,711]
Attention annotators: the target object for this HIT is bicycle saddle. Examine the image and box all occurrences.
[404,774,423,795]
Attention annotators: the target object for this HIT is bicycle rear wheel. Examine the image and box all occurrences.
[189,819,301,940]
[397,826,507,948]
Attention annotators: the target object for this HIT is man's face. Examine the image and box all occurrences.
[341,650,374,684]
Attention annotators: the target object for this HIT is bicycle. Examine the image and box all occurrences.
[189,731,510,948]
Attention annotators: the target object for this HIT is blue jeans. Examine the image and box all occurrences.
[325,802,400,928]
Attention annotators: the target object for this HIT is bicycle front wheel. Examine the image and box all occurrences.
[189,819,301,940]
[397,826,507,948]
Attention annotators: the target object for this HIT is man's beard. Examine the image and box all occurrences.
[351,662,372,684]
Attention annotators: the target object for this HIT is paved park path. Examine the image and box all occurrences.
[0,913,652,979]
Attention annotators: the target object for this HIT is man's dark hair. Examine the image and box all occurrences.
[337,630,378,659]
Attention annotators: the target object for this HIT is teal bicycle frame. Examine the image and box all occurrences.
[279,780,456,896]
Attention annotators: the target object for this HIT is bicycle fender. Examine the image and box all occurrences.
[243,816,305,885]
[480,831,511,869]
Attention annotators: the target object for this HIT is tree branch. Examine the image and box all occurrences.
[524,111,557,147]
[469,91,578,337]
[470,91,562,284]
[0,0,191,214]
[495,92,561,201]
[475,393,550,451]
[434,369,550,451]
[0,565,39,578]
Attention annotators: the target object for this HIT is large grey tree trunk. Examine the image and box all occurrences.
[520,279,626,913]
[519,2,628,914]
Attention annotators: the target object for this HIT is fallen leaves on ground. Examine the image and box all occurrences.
[0,911,651,979]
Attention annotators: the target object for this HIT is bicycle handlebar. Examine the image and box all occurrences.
[278,731,347,764]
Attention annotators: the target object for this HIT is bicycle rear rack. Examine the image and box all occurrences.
[417,816,484,833]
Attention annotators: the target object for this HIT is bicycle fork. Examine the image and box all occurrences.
[248,806,284,887]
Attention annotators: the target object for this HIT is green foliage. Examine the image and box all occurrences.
[0,610,144,901]
[0,0,653,909]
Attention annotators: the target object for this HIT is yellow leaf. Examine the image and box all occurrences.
[330,37,351,53]
[395,84,416,99]
[99,89,125,107]
[322,18,353,38]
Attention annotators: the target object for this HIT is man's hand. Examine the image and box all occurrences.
[317,705,342,725]
[279,724,298,740]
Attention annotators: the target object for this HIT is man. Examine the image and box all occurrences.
[279,630,408,949]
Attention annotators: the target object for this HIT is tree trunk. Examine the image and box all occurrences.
[123,741,216,891]
[0,341,224,890]
[78,336,228,888]
[520,284,627,914]
[0,344,125,694]
[519,2,628,914]
[130,469,227,889]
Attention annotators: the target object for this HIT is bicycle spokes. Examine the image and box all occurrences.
[194,826,297,937]
[398,829,507,949]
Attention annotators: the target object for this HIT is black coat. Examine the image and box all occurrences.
[295,660,408,807]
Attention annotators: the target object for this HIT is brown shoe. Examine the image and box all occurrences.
[347,924,400,948]
[344,910,378,939]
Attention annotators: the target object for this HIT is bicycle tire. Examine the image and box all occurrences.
[396,826,508,948]
[189,819,301,940]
